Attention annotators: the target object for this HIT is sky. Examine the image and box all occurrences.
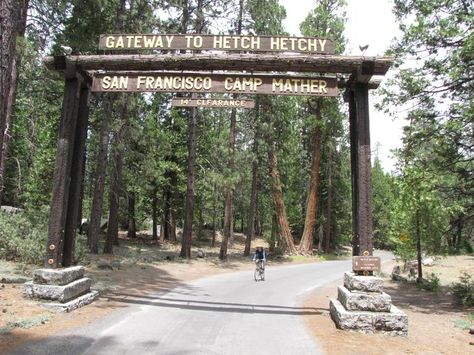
[279,0,403,172]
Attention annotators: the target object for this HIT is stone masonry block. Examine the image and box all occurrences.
[329,299,374,333]
[374,305,408,335]
[337,286,392,312]
[23,277,91,303]
[344,271,384,293]
[33,266,84,286]
[42,290,99,313]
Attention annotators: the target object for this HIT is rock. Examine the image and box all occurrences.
[337,286,392,312]
[344,272,384,293]
[42,290,99,313]
[196,249,206,258]
[469,326,474,335]
[33,266,84,286]
[111,260,122,269]
[97,263,114,271]
[1,275,30,284]
[0,205,23,214]
[23,277,91,303]
[422,257,434,266]
[391,266,402,281]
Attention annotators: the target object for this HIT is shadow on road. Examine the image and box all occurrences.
[105,292,327,316]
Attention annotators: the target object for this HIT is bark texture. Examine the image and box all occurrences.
[268,145,297,254]
[87,101,111,253]
[299,102,323,255]
[180,103,197,258]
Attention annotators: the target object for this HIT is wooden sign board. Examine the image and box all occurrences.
[352,256,381,272]
[91,72,338,96]
[171,98,255,108]
[98,34,334,54]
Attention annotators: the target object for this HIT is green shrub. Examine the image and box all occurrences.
[418,272,440,292]
[451,272,474,307]
[0,207,49,264]
[0,207,89,265]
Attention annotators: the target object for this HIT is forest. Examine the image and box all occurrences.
[0,0,472,271]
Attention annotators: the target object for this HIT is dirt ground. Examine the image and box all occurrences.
[1,233,473,354]
[303,255,474,355]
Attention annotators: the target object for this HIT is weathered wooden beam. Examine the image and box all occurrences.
[44,54,393,76]
[338,78,380,90]
[62,85,90,267]
[46,77,81,268]
[348,83,374,261]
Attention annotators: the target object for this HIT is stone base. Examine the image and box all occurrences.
[23,277,92,302]
[338,286,391,312]
[42,291,99,313]
[23,265,97,312]
[330,299,408,336]
[33,266,84,286]
[344,272,384,293]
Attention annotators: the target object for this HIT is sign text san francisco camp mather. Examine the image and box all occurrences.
[98,34,333,54]
[91,73,338,96]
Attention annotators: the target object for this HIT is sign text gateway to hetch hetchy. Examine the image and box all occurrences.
[91,72,338,96]
[98,34,334,54]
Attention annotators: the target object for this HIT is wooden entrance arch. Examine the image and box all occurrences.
[44,35,393,268]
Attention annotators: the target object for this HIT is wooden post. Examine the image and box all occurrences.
[46,77,81,268]
[63,85,90,266]
[348,82,373,257]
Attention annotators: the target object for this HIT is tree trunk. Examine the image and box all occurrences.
[244,118,259,256]
[299,102,323,255]
[163,173,177,242]
[255,193,261,236]
[269,211,277,253]
[268,144,297,254]
[325,143,333,253]
[317,224,324,253]
[127,191,137,239]
[220,0,242,259]
[162,188,170,241]
[104,120,125,254]
[211,182,217,248]
[455,218,463,254]
[87,100,111,253]
[152,187,158,240]
[220,104,237,260]
[78,152,87,228]
[416,208,423,283]
[180,102,197,258]
[0,0,29,204]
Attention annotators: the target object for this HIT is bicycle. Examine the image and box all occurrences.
[254,259,265,282]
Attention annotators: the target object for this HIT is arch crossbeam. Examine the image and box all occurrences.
[45,53,393,77]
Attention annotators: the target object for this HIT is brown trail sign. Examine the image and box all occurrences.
[98,34,334,54]
[91,72,337,96]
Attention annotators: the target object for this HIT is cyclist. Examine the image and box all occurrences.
[253,245,266,268]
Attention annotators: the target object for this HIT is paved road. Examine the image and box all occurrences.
[8,255,390,355]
